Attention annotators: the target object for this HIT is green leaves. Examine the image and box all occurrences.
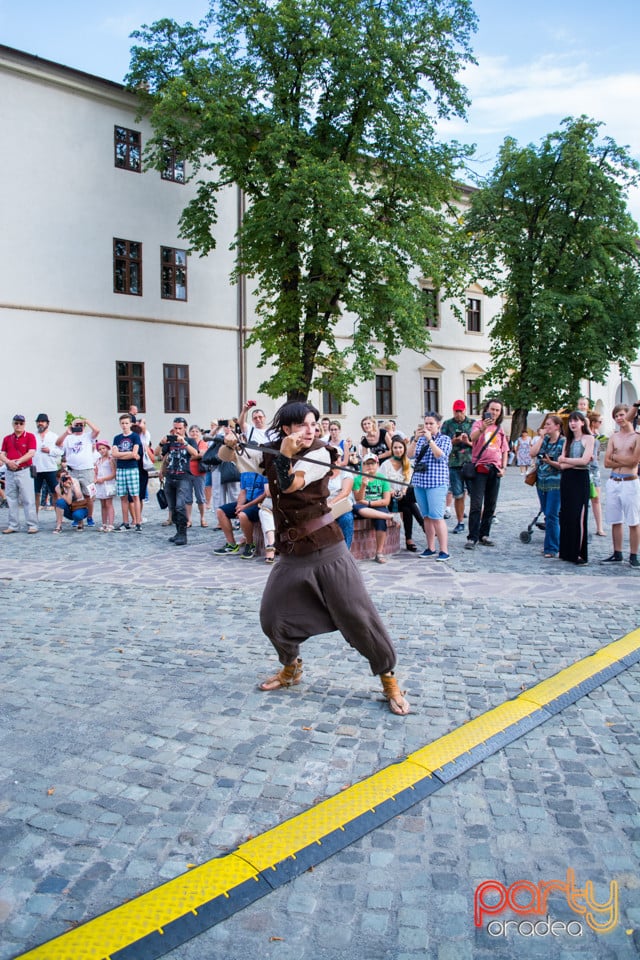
[126,0,476,400]
[463,116,640,414]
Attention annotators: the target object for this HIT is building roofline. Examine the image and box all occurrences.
[0,43,134,105]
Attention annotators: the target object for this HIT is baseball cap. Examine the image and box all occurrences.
[95,438,111,449]
[35,413,49,422]
[12,414,25,422]
[173,416,188,425]
[363,452,378,462]
[452,400,466,412]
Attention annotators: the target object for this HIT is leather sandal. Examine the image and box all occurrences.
[375,553,388,563]
[259,658,303,691]
[380,673,409,716]
[406,541,418,552]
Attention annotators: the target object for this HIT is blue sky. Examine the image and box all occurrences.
[3,0,640,218]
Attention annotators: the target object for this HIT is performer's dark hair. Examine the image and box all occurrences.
[270,401,320,438]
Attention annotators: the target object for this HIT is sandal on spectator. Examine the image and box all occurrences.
[406,541,417,552]
[265,546,276,563]
[259,658,303,691]
[375,553,388,563]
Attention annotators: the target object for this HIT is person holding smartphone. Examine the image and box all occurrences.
[465,398,510,551]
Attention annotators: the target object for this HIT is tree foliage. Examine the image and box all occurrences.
[126,0,477,401]
[462,116,640,423]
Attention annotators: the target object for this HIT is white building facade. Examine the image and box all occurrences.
[1,45,637,441]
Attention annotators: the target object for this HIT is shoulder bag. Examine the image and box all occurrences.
[463,426,500,481]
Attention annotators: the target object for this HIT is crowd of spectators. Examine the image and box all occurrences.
[2,395,638,567]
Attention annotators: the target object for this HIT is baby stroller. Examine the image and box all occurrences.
[519,508,545,543]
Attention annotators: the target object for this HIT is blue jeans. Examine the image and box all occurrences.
[336,509,354,549]
[539,487,560,555]
[56,498,88,523]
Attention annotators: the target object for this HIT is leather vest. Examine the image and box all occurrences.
[264,439,343,555]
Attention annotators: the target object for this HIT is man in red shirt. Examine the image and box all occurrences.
[0,414,38,533]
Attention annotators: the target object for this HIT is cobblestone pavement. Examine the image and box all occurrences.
[0,470,638,959]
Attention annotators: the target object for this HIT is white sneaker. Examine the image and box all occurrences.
[443,508,452,519]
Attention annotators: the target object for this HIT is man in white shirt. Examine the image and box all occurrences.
[239,402,272,445]
[33,414,60,513]
[56,417,100,526]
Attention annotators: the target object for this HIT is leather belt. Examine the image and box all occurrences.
[610,474,638,482]
[282,510,335,543]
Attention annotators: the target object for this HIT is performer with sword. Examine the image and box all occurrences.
[219,400,410,716]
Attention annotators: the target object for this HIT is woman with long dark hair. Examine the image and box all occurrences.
[381,435,423,551]
[558,411,595,565]
[465,398,510,550]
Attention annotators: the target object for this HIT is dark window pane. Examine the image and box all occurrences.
[160,248,188,301]
[466,298,481,332]
[116,361,145,412]
[375,375,393,417]
[114,126,142,173]
[113,238,142,296]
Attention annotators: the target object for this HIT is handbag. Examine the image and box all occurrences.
[156,484,168,510]
[461,461,476,481]
[201,438,223,468]
[524,464,538,486]
[467,426,500,479]
[219,460,240,485]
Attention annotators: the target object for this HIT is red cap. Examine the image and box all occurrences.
[453,400,466,412]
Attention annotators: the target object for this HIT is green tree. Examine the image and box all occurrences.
[462,116,640,436]
[126,0,476,401]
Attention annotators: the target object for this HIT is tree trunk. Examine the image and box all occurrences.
[509,407,529,444]
[286,389,308,403]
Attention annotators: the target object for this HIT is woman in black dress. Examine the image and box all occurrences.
[558,411,595,565]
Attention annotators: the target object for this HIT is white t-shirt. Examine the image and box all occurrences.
[247,426,270,446]
[328,469,354,502]
[61,432,95,470]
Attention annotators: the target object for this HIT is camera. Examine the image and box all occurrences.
[71,423,84,433]
[247,400,257,408]
[219,419,229,428]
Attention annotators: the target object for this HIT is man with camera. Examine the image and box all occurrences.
[157,416,199,546]
[1,414,38,533]
[441,400,475,535]
[56,417,100,527]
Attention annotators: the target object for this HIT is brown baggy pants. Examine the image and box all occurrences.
[259,540,397,676]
